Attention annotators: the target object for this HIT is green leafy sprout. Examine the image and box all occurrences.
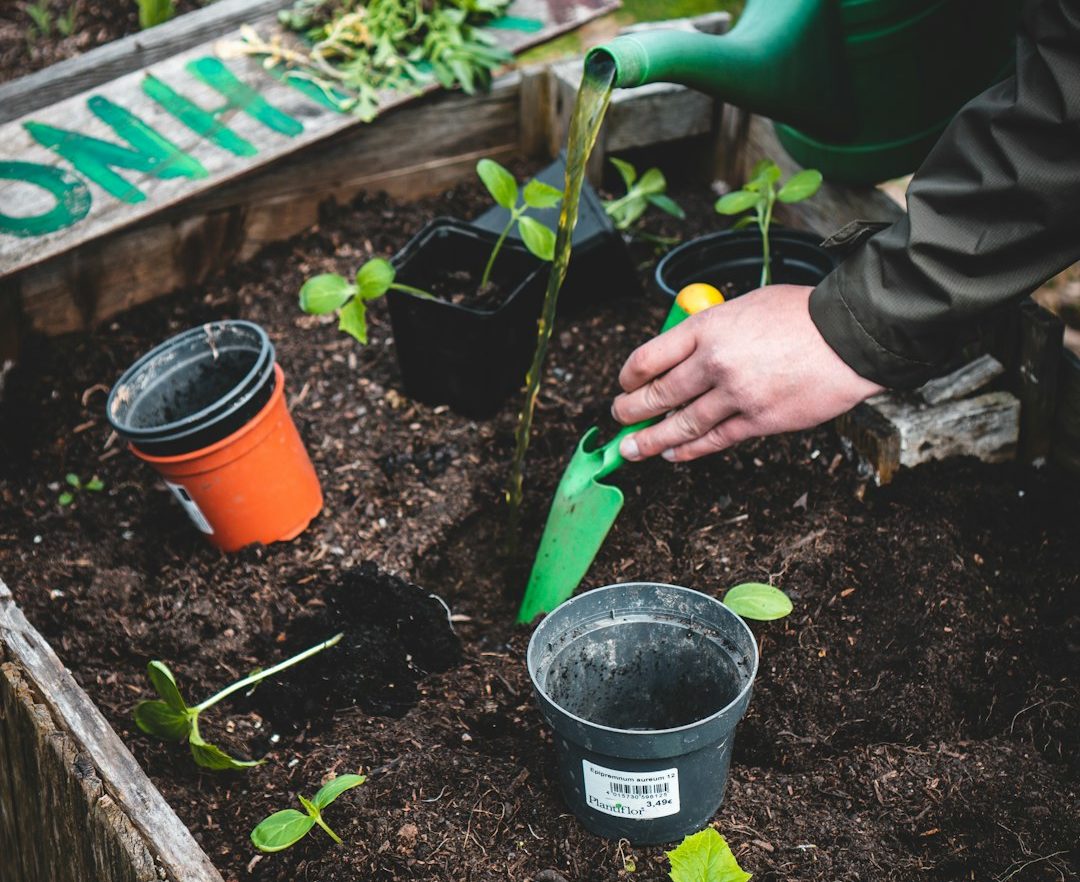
[475,158,563,286]
[136,0,176,29]
[58,473,104,506]
[25,0,53,39]
[714,158,823,288]
[603,157,685,231]
[134,633,343,771]
[299,257,435,344]
[250,773,366,852]
[722,582,793,621]
[666,827,751,882]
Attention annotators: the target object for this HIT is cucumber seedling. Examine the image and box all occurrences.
[714,158,822,288]
[666,827,750,882]
[603,156,685,232]
[722,582,793,621]
[58,473,104,506]
[134,633,342,771]
[251,774,366,852]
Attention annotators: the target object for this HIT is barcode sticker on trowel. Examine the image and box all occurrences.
[582,760,680,820]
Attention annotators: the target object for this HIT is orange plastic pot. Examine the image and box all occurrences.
[132,364,322,551]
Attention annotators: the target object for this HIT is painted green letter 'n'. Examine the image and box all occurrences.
[25,96,207,204]
[0,161,92,237]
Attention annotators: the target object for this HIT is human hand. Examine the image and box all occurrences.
[611,284,885,462]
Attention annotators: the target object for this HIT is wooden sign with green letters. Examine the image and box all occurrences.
[0,0,614,279]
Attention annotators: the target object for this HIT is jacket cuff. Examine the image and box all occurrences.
[809,271,939,390]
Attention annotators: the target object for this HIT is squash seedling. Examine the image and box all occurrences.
[251,774,366,852]
[134,633,342,771]
[298,161,560,344]
[58,473,104,506]
[475,158,563,285]
[714,158,822,288]
[666,828,751,882]
[299,259,435,345]
[722,582,793,621]
[136,0,176,29]
[603,157,685,232]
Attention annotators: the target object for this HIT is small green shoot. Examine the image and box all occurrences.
[722,583,793,621]
[666,828,751,882]
[134,633,343,771]
[136,0,175,29]
[25,0,53,39]
[714,158,822,287]
[298,258,434,345]
[56,3,77,36]
[250,774,366,852]
[59,473,104,506]
[476,158,562,286]
[603,157,685,231]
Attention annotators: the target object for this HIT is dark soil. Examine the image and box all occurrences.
[0,0,207,85]
[1,169,1078,882]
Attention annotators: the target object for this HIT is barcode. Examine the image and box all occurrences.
[610,782,670,797]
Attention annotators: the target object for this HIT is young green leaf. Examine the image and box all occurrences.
[731,215,758,230]
[517,215,556,261]
[609,156,637,189]
[635,167,667,197]
[522,179,563,210]
[666,828,751,882]
[189,726,263,771]
[337,298,370,344]
[133,700,193,741]
[749,158,781,185]
[58,492,74,506]
[722,583,793,621]
[84,477,105,492]
[355,258,396,300]
[476,158,517,210]
[299,273,356,315]
[312,774,367,810]
[251,809,316,853]
[647,194,686,219]
[714,190,759,215]
[65,473,81,489]
[147,660,187,713]
[777,168,823,204]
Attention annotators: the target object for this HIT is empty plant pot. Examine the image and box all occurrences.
[655,228,837,298]
[107,323,322,551]
[527,582,758,845]
[386,217,547,419]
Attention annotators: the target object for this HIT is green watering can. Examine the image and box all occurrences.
[586,0,1021,185]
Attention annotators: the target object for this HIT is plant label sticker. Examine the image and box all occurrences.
[165,482,214,534]
[582,761,680,820]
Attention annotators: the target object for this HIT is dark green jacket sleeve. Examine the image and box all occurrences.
[809,0,1080,388]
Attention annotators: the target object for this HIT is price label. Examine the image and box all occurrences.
[582,760,680,820]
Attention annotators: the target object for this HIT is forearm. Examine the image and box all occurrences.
[810,0,1080,388]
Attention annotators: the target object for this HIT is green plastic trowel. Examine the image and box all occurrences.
[517,284,725,624]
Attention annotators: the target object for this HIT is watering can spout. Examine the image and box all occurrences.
[586,0,851,141]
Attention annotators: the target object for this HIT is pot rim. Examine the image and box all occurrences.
[527,582,760,739]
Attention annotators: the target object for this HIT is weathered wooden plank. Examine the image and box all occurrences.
[0,578,223,882]
[0,0,288,125]
[0,0,617,280]
[918,353,1004,405]
[1017,298,1064,463]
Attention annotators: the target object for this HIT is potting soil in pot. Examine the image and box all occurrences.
[0,171,1077,882]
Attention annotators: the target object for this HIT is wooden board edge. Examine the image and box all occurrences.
[0,576,223,882]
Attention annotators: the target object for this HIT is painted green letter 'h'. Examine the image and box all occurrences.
[25,95,208,204]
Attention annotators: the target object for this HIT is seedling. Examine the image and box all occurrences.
[58,473,104,506]
[666,828,750,882]
[714,158,822,287]
[299,258,434,345]
[250,774,366,852]
[25,0,53,39]
[56,3,77,36]
[603,157,685,231]
[722,582,793,621]
[475,158,563,286]
[134,633,342,770]
[136,0,175,29]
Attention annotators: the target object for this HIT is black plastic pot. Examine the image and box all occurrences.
[386,218,546,419]
[106,321,276,456]
[527,582,759,845]
[655,228,837,299]
[473,154,640,311]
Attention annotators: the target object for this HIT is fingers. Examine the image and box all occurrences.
[619,389,738,462]
[612,357,713,425]
[618,323,697,394]
[661,415,756,462]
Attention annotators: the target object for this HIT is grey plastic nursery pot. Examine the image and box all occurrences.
[527,582,758,844]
